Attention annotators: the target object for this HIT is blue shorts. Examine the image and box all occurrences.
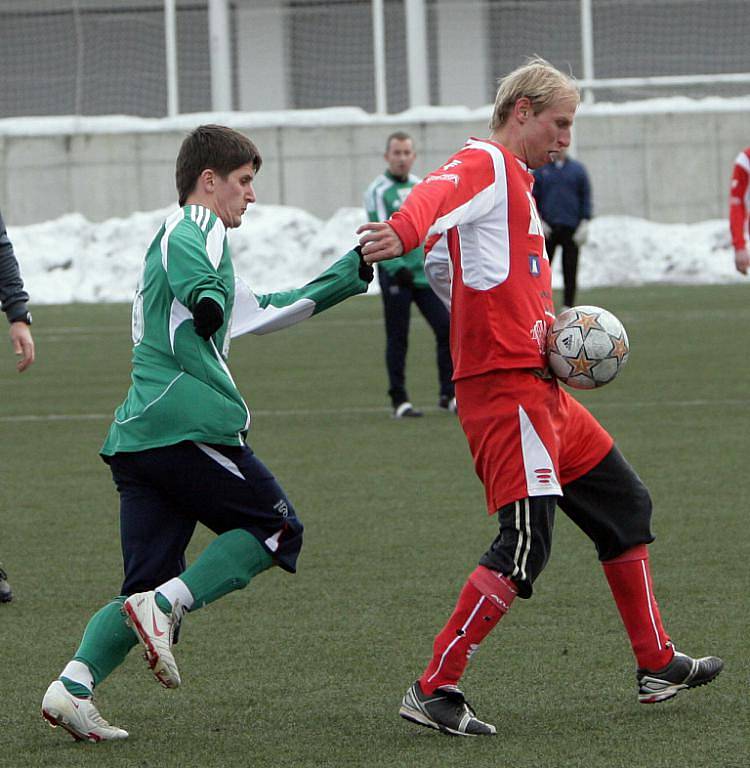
[107,441,303,595]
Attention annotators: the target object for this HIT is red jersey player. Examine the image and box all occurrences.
[729,147,750,275]
[359,57,723,736]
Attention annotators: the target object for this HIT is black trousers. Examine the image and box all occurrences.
[108,441,303,595]
[546,225,579,307]
[378,266,453,406]
[479,445,654,598]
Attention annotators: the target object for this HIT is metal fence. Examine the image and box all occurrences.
[1,0,748,119]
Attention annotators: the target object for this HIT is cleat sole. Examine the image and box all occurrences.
[639,662,723,704]
[399,704,485,737]
[42,708,100,743]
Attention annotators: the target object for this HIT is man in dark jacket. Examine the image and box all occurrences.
[0,207,36,603]
[532,148,591,308]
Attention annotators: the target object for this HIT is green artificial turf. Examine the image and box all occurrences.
[0,285,746,768]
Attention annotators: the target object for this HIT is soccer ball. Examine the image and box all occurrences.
[546,305,629,389]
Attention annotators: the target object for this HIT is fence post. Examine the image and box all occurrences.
[405,0,429,107]
[208,0,233,111]
[372,0,388,113]
[164,0,179,116]
[580,0,595,104]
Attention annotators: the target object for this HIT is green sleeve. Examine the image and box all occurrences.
[165,221,228,313]
[257,249,368,316]
[231,250,369,338]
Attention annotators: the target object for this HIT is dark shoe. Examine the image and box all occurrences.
[399,681,496,736]
[0,564,12,603]
[637,649,723,703]
[438,395,457,414]
[393,402,423,419]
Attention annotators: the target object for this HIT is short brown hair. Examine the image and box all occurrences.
[490,56,579,130]
[176,124,262,206]
[385,131,414,153]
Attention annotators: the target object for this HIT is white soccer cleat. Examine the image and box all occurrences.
[41,680,128,742]
[123,590,182,689]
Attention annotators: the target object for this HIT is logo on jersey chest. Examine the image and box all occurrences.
[529,254,541,276]
[530,320,547,355]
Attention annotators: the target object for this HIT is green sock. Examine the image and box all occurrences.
[60,677,93,699]
[72,597,138,688]
[180,529,273,610]
[155,592,172,615]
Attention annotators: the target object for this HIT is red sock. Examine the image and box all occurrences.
[419,566,517,694]
[602,544,673,671]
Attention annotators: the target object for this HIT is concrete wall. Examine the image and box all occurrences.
[1,108,747,226]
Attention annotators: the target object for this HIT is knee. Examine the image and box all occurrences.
[597,488,654,561]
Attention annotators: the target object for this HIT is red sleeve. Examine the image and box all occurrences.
[389,145,497,253]
[729,153,749,250]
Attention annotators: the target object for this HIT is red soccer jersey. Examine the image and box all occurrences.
[389,138,555,381]
[729,147,750,250]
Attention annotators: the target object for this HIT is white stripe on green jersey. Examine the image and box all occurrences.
[102,205,369,456]
[363,171,427,284]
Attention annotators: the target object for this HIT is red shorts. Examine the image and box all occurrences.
[455,369,614,514]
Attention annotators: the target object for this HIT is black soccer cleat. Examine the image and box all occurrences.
[392,402,423,419]
[399,681,496,736]
[0,564,12,603]
[438,395,458,414]
[637,649,723,704]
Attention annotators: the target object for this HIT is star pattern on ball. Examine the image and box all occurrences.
[611,335,628,362]
[569,348,595,376]
[571,311,604,333]
[547,327,564,350]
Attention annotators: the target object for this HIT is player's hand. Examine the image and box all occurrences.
[10,321,35,372]
[357,222,404,264]
[354,246,374,284]
[734,248,749,275]
[394,267,415,289]
[193,297,224,340]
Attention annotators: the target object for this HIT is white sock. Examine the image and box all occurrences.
[60,660,94,693]
[157,577,195,612]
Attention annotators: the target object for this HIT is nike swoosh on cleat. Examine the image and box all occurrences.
[151,614,165,638]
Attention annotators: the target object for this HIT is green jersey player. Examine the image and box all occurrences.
[364,132,453,418]
[41,124,373,742]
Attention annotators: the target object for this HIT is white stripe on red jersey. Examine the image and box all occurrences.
[390,138,555,380]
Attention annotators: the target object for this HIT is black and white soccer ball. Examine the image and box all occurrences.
[546,305,629,389]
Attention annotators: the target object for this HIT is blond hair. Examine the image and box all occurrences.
[489,56,579,130]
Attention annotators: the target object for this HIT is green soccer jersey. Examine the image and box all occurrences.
[101,204,368,455]
[364,171,428,287]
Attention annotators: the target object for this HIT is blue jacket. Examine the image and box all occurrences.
[532,157,592,230]
[0,208,30,322]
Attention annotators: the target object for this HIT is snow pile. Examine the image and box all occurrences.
[6,206,741,305]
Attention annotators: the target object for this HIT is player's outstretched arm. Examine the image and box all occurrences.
[230,248,373,338]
